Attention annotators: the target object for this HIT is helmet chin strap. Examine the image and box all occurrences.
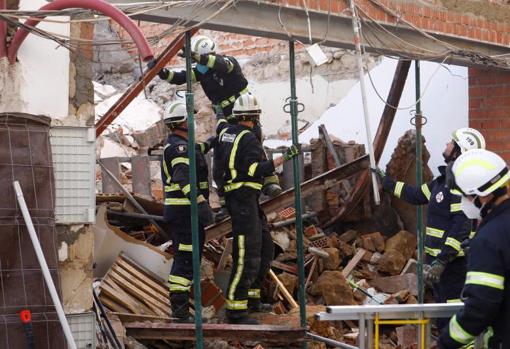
[479,186,507,218]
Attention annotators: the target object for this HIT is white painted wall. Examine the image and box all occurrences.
[266,58,469,175]
[0,0,69,117]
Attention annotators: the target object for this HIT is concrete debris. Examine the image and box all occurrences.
[315,271,356,305]
[369,274,418,296]
[377,249,407,276]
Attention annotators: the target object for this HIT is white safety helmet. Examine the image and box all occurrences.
[232,94,261,121]
[163,101,187,128]
[453,149,509,197]
[191,35,216,55]
[452,127,486,153]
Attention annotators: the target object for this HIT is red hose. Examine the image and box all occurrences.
[0,0,6,59]
[7,0,153,64]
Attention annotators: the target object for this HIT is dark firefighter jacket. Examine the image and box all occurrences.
[167,54,248,116]
[216,119,274,193]
[161,133,211,220]
[439,198,510,349]
[383,166,470,263]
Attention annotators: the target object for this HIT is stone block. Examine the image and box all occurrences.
[369,273,417,296]
[316,271,355,305]
[323,248,340,270]
[385,230,417,259]
[377,250,407,275]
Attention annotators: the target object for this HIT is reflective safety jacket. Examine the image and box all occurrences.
[383,166,470,263]
[161,133,211,220]
[167,54,248,117]
[439,199,510,349]
[216,119,275,193]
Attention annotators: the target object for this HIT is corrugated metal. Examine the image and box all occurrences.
[50,127,95,224]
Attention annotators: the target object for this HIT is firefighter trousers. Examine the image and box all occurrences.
[247,208,275,308]
[167,216,205,319]
[431,256,466,329]
[225,187,263,316]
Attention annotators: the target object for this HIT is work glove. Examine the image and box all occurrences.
[262,175,282,198]
[197,201,215,227]
[147,59,170,80]
[370,167,386,183]
[177,48,201,62]
[425,259,446,284]
[282,144,300,161]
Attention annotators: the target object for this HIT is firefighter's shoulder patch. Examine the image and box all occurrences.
[176,144,187,153]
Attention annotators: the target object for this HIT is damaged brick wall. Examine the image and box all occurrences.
[468,68,510,164]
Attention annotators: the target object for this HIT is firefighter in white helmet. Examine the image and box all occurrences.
[374,127,485,329]
[215,94,300,324]
[161,101,215,323]
[439,149,510,349]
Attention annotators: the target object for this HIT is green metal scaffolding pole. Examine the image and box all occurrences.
[185,30,204,349]
[414,60,425,304]
[288,40,307,349]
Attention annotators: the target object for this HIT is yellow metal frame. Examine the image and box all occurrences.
[374,314,430,349]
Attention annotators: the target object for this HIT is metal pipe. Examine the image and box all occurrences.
[98,161,170,239]
[106,209,165,222]
[270,212,317,228]
[0,0,6,59]
[7,0,153,64]
[13,181,77,349]
[185,30,203,349]
[348,0,380,206]
[307,332,359,349]
[289,41,307,348]
[415,60,425,303]
[93,288,122,349]
[318,124,342,166]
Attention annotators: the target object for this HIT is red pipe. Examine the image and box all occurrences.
[7,0,153,64]
[0,0,7,59]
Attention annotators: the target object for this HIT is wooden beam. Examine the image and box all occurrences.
[124,322,306,342]
[206,155,370,241]
[341,248,367,278]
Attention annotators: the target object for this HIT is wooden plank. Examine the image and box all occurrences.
[116,259,168,297]
[100,279,145,314]
[270,260,298,275]
[120,252,167,284]
[124,322,306,342]
[341,248,367,278]
[268,269,298,309]
[111,264,169,307]
[108,270,170,317]
[111,312,172,323]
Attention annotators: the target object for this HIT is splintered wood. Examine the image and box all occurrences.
[98,253,171,319]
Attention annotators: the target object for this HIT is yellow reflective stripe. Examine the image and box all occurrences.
[199,182,209,189]
[394,182,404,198]
[178,243,193,252]
[171,157,189,167]
[225,299,248,310]
[426,227,445,238]
[248,162,258,177]
[199,143,206,153]
[425,246,441,257]
[165,184,180,192]
[217,119,228,128]
[228,235,245,301]
[485,173,510,196]
[166,70,175,82]
[447,298,462,303]
[182,184,191,195]
[466,272,505,290]
[449,315,475,344]
[451,203,462,212]
[469,231,476,239]
[445,237,462,252]
[169,275,191,286]
[226,58,234,73]
[455,159,497,178]
[165,198,191,205]
[162,144,172,184]
[169,285,190,292]
[421,183,431,200]
[248,289,261,299]
[219,87,249,108]
[228,130,250,181]
[224,182,263,192]
[191,69,197,83]
[450,189,463,196]
[206,54,216,68]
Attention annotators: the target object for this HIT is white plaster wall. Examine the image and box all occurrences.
[266,58,469,175]
[251,76,358,138]
[0,0,69,117]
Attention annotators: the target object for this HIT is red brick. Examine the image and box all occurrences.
[481,119,501,129]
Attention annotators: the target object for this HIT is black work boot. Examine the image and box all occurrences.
[171,293,192,323]
[248,299,273,313]
[226,310,259,325]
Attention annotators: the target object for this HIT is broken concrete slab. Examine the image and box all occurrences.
[93,205,172,279]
